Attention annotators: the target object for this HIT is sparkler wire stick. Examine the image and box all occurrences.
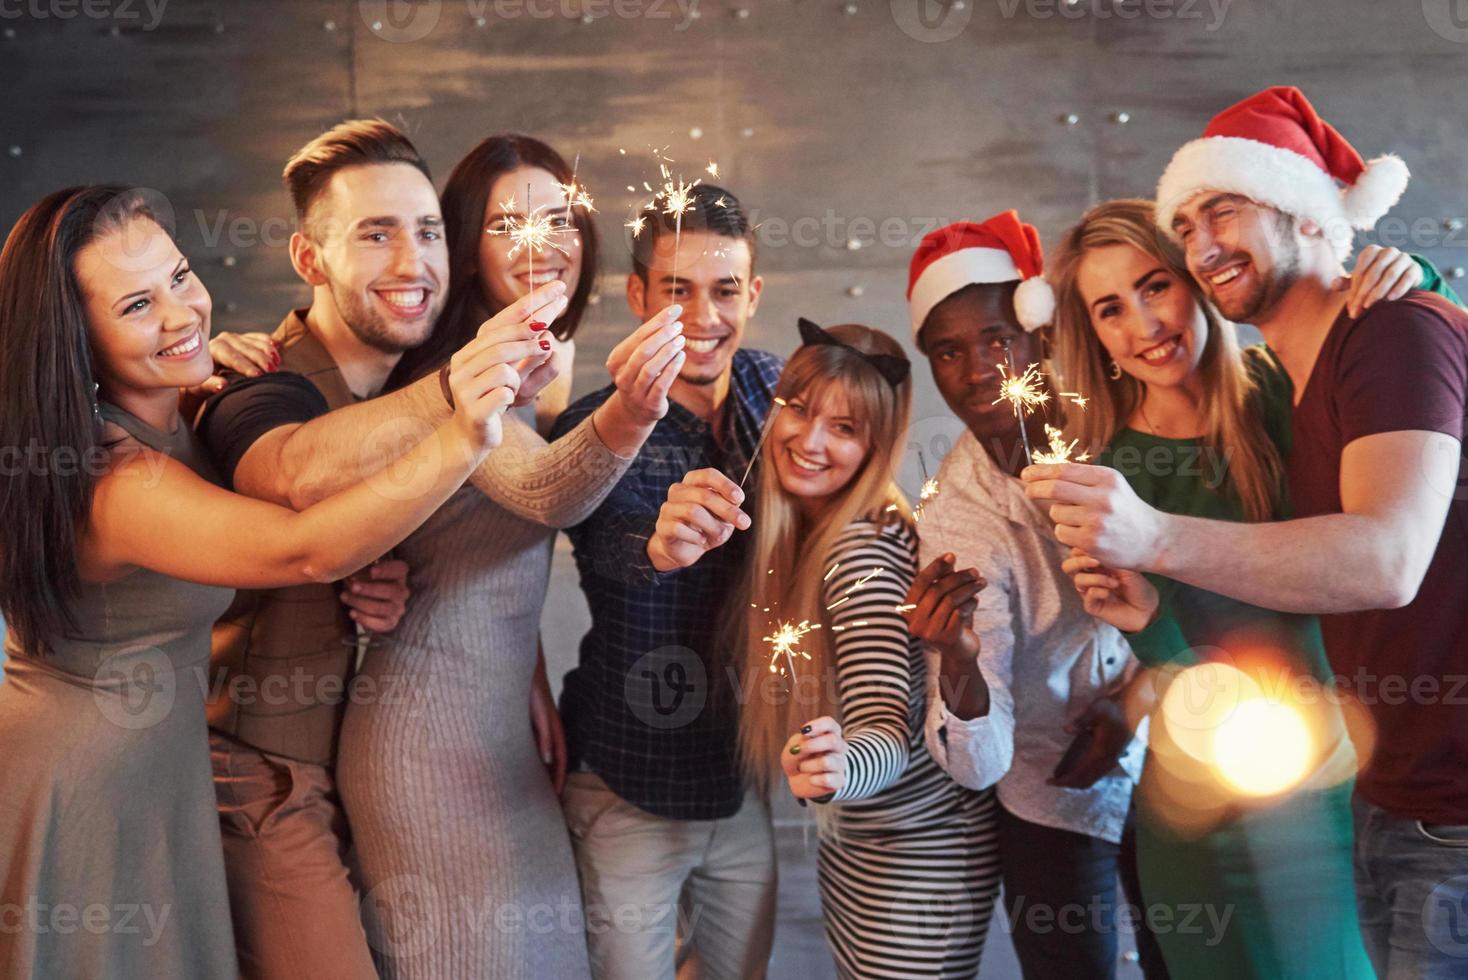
[998,338,1036,467]
[738,397,787,490]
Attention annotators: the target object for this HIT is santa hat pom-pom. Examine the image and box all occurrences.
[1014,276,1056,332]
[1343,154,1410,229]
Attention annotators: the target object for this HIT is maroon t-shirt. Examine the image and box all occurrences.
[1288,291,1468,823]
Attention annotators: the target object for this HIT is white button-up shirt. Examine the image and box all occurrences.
[922,430,1144,844]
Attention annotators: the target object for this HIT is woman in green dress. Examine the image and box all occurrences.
[1039,198,1455,978]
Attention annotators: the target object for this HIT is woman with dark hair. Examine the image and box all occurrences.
[334,136,682,979]
[392,132,600,432]
[0,185,527,979]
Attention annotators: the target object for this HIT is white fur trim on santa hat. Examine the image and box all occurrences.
[1156,135,1355,261]
[909,247,1023,341]
[1342,154,1410,229]
[1013,276,1056,332]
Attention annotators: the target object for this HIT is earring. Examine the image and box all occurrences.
[90,381,102,425]
[1107,359,1122,381]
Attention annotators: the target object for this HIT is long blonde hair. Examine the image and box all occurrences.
[731,325,913,797]
[1046,199,1283,522]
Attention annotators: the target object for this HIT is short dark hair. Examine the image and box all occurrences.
[630,183,756,284]
[917,280,1019,353]
[282,119,432,233]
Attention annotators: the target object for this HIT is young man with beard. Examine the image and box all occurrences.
[899,214,1154,979]
[196,121,676,978]
[1025,87,1468,974]
[551,184,782,980]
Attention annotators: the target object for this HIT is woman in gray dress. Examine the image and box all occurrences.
[338,135,685,979]
[0,185,529,979]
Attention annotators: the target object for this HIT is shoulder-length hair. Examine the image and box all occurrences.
[0,185,167,652]
[1046,198,1282,522]
[729,325,914,799]
[391,134,599,386]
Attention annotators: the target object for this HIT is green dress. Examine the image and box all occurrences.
[1099,348,1373,979]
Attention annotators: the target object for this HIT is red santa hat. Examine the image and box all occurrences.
[1155,86,1409,261]
[907,210,1054,343]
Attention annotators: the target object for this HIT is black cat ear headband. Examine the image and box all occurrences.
[796,318,910,389]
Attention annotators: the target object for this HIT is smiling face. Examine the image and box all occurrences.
[1171,192,1301,325]
[770,383,872,513]
[479,165,584,313]
[77,215,214,397]
[628,230,763,388]
[1076,242,1209,392]
[302,162,448,353]
[919,283,1040,440]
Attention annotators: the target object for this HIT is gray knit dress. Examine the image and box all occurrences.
[0,404,238,979]
[336,409,632,979]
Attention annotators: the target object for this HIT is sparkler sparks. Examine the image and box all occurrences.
[764,619,819,677]
[1030,424,1092,466]
[992,362,1052,414]
[706,160,720,179]
[488,185,572,290]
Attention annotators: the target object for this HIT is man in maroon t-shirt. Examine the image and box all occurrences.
[1025,88,1468,974]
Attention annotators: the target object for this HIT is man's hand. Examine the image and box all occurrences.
[606,305,685,425]
[1022,463,1168,572]
[1060,549,1159,633]
[1048,694,1133,789]
[646,468,751,572]
[1345,244,1424,319]
[529,655,567,793]
[901,553,986,661]
[339,559,411,633]
[782,716,847,800]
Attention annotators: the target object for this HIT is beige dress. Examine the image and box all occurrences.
[337,408,632,979]
[0,404,237,979]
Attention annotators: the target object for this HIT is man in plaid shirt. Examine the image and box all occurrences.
[552,184,783,979]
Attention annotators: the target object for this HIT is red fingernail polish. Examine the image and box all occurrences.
[539,338,551,351]
[530,321,548,332]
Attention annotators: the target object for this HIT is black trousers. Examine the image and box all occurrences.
[997,802,1170,980]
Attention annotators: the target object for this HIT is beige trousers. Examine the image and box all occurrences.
[561,771,778,980]
[210,733,377,980]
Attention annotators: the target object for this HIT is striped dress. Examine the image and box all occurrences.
[814,518,998,979]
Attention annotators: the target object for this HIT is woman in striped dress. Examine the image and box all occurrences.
[650,319,992,977]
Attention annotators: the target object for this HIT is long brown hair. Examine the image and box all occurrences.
[730,325,913,798]
[0,186,167,652]
[1046,198,1282,522]
[391,134,598,387]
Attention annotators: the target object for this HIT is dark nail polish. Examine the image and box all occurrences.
[530,321,548,332]
[539,339,552,351]
[801,724,812,734]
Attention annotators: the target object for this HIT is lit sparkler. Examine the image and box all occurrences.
[994,338,1047,466]
[764,618,819,677]
[488,185,572,289]
[1030,424,1092,466]
[913,448,941,525]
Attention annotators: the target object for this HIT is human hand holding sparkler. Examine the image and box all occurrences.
[647,468,751,572]
[900,553,987,659]
[1060,548,1159,634]
[782,716,847,800]
[904,553,990,720]
[603,304,686,426]
[1021,463,1169,571]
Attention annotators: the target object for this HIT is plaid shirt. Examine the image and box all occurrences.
[551,348,784,820]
